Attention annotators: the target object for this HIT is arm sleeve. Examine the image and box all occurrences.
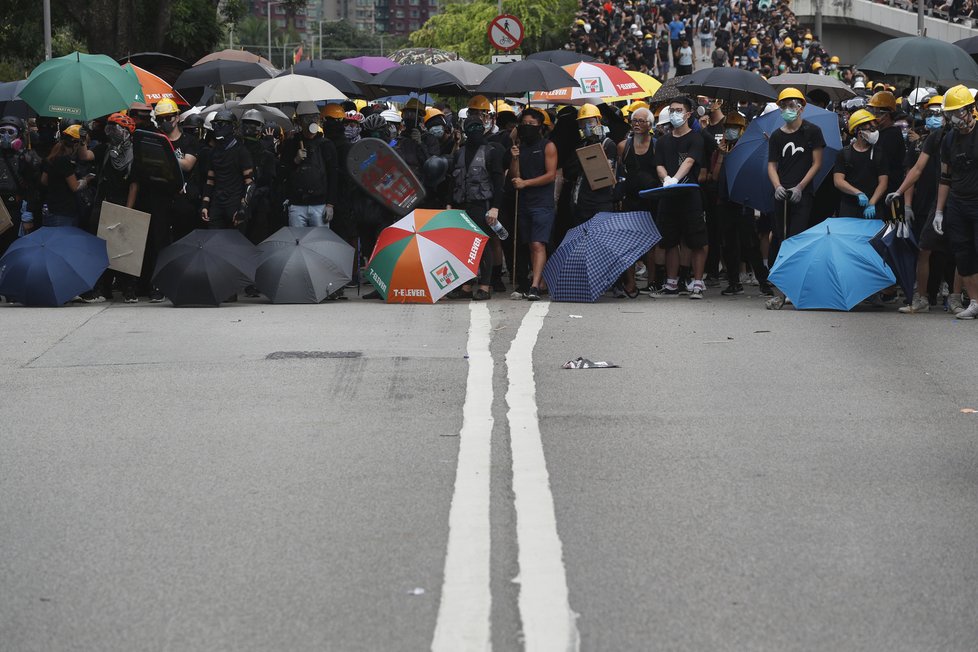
[688,132,705,166]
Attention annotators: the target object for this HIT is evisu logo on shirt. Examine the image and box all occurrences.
[782,142,805,157]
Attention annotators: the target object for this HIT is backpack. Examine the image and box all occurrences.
[699,18,713,34]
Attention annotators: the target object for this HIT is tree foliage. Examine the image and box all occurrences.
[410,0,577,63]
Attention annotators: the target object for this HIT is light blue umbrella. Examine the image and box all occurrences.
[543,211,661,302]
[768,218,896,311]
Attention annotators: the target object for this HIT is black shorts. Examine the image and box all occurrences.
[656,207,708,249]
[918,207,949,252]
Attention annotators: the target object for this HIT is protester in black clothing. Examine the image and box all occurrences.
[867,91,907,195]
[570,103,617,228]
[449,116,505,300]
[41,124,93,229]
[200,111,254,231]
[239,109,278,243]
[617,107,657,297]
[766,87,825,309]
[833,110,887,219]
[653,98,708,299]
[0,116,41,253]
[279,102,338,229]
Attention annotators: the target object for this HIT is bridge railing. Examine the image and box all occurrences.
[793,0,978,40]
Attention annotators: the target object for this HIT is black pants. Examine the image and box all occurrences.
[721,200,767,285]
[463,200,493,286]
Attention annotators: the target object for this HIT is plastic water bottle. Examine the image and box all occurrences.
[489,219,509,240]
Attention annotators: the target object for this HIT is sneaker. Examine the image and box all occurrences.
[510,290,526,300]
[123,291,138,304]
[955,300,978,319]
[244,285,261,298]
[75,291,106,304]
[610,284,627,298]
[472,289,491,301]
[758,281,775,297]
[492,278,507,293]
[899,293,929,314]
[721,284,744,296]
[703,275,721,288]
[148,289,165,303]
[525,286,541,301]
[689,282,704,299]
[947,293,965,315]
[652,284,681,297]
[635,262,648,279]
[746,272,759,286]
[765,295,785,310]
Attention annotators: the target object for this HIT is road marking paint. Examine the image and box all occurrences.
[431,302,494,652]
[506,301,580,652]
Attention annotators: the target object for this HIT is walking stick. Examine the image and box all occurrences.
[512,188,519,291]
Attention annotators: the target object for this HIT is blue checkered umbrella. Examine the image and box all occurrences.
[543,211,661,302]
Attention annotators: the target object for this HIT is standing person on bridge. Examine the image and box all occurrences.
[935,85,978,320]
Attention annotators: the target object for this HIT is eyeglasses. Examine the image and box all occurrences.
[630,118,649,124]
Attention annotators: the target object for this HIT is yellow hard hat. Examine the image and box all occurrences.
[322,103,346,120]
[541,109,552,127]
[61,124,84,140]
[777,87,806,105]
[868,91,897,111]
[804,32,813,39]
[724,111,746,127]
[829,55,840,64]
[424,107,444,123]
[575,19,585,25]
[793,46,803,54]
[783,37,793,46]
[354,99,368,112]
[749,37,759,46]
[403,98,425,111]
[577,103,602,120]
[848,109,875,133]
[493,100,514,114]
[811,62,822,71]
[926,94,944,108]
[154,98,180,117]
[624,100,650,117]
[467,95,491,111]
[943,84,975,112]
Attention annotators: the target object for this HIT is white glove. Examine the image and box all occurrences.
[885,191,902,206]
[296,148,307,163]
[323,205,334,223]
[662,176,678,187]
[774,185,788,201]
[933,210,944,235]
[903,205,914,225]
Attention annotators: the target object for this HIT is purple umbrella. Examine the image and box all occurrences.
[342,56,400,74]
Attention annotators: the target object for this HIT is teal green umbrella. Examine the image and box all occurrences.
[19,52,144,120]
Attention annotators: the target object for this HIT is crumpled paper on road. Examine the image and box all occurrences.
[562,357,620,369]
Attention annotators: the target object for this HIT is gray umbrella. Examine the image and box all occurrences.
[200,100,292,130]
[255,227,355,304]
[767,73,856,103]
[433,61,492,88]
[857,36,978,84]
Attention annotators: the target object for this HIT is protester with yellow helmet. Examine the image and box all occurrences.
[934,84,978,318]
[39,122,93,231]
[766,87,826,309]
[865,90,907,197]
[833,109,886,220]
[571,103,617,229]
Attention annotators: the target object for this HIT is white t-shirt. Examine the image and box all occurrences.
[679,46,693,66]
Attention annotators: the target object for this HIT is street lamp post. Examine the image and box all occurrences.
[267,1,283,63]
[43,0,52,60]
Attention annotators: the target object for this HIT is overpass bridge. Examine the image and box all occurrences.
[792,0,978,65]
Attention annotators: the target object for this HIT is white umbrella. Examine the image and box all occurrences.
[432,61,492,88]
[239,74,347,105]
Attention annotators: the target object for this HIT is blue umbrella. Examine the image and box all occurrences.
[543,211,661,302]
[870,221,918,300]
[768,218,896,311]
[724,104,843,214]
[0,226,108,306]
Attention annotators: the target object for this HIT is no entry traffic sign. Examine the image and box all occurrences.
[488,14,524,51]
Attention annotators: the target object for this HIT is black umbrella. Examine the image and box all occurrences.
[648,74,688,108]
[676,67,776,103]
[527,50,597,65]
[369,64,466,94]
[0,80,32,120]
[870,221,918,302]
[115,52,189,86]
[954,35,978,59]
[0,80,27,102]
[279,59,372,96]
[256,227,355,303]
[475,59,578,95]
[174,60,275,90]
[857,36,978,84]
[152,229,259,306]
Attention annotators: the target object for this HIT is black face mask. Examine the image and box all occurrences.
[464,124,484,145]
[242,123,263,140]
[158,117,178,134]
[518,124,541,144]
[213,123,234,140]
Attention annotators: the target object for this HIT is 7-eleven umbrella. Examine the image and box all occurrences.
[122,62,188,106]
[366,209,489,303]
[529,62,643,105]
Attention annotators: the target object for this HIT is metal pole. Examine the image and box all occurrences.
[814,0,822,45]
[320,21,324,59]
[918,0,925,34]
[43,0,52,60]
[267,2,273,62]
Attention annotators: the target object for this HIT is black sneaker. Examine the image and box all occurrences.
[525,286,541,301]
[721,284,744,296]
[148,288,165,303]
[244,285,261,298]
[492,278,507,293]
[758,281,775,297]
[652,285,680,297]
[472,289,491,301]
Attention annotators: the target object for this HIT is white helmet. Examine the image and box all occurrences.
[907,87,932,106]
[380,108,402,124]
[203,111,217,131]
[761,102,779,116]
[656,107,671,126]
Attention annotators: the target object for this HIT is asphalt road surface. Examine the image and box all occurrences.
[2,290,976,651]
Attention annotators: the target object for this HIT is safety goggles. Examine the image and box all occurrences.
[924,108,943,118]
[857,124,878,134]
[0,126,18,137]
[944,106,972,120]
[778,100,803,111]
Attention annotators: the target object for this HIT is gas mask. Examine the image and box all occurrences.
[0,128,22,151]
[213,122,235,140]
[428,125,445,139]
[580,119,602,139]
[344,124,361,142]
[242,122,263,140]
[157,116,178,134]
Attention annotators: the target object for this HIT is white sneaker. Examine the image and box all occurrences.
[635,262,647,279]
[689,281,705,299]
[947,293,965,315]
[765,295,785,310]
[899,293,929,313]
[955,300,978,319]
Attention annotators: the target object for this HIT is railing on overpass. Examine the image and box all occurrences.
[793,0,978,40]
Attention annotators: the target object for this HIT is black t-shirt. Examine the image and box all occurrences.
[876,125,906,193]
[941,124,978,201]
[207,141,253,205]
[169,131,200,171]
[44,156,78,216]
[768,120,826,192]
[913,128,943,212]
[93,143,135,207]
[833,145,884,199]
[654,129,704,182]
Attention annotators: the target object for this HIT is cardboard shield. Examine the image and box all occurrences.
[576,143,615,191]
[0,200,13,236]
[97,202,151,277]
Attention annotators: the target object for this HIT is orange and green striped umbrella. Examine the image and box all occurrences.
[366,209,489,303]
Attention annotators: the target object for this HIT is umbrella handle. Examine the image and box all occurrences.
[783,199,788,242]
[890,199,898,224]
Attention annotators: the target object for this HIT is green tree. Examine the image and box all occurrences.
[410,0,576,62]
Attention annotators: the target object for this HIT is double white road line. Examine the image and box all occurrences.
[432,302,579,652]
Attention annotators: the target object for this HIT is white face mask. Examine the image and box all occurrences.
[861,129,879,145]
[669,112,686,127]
